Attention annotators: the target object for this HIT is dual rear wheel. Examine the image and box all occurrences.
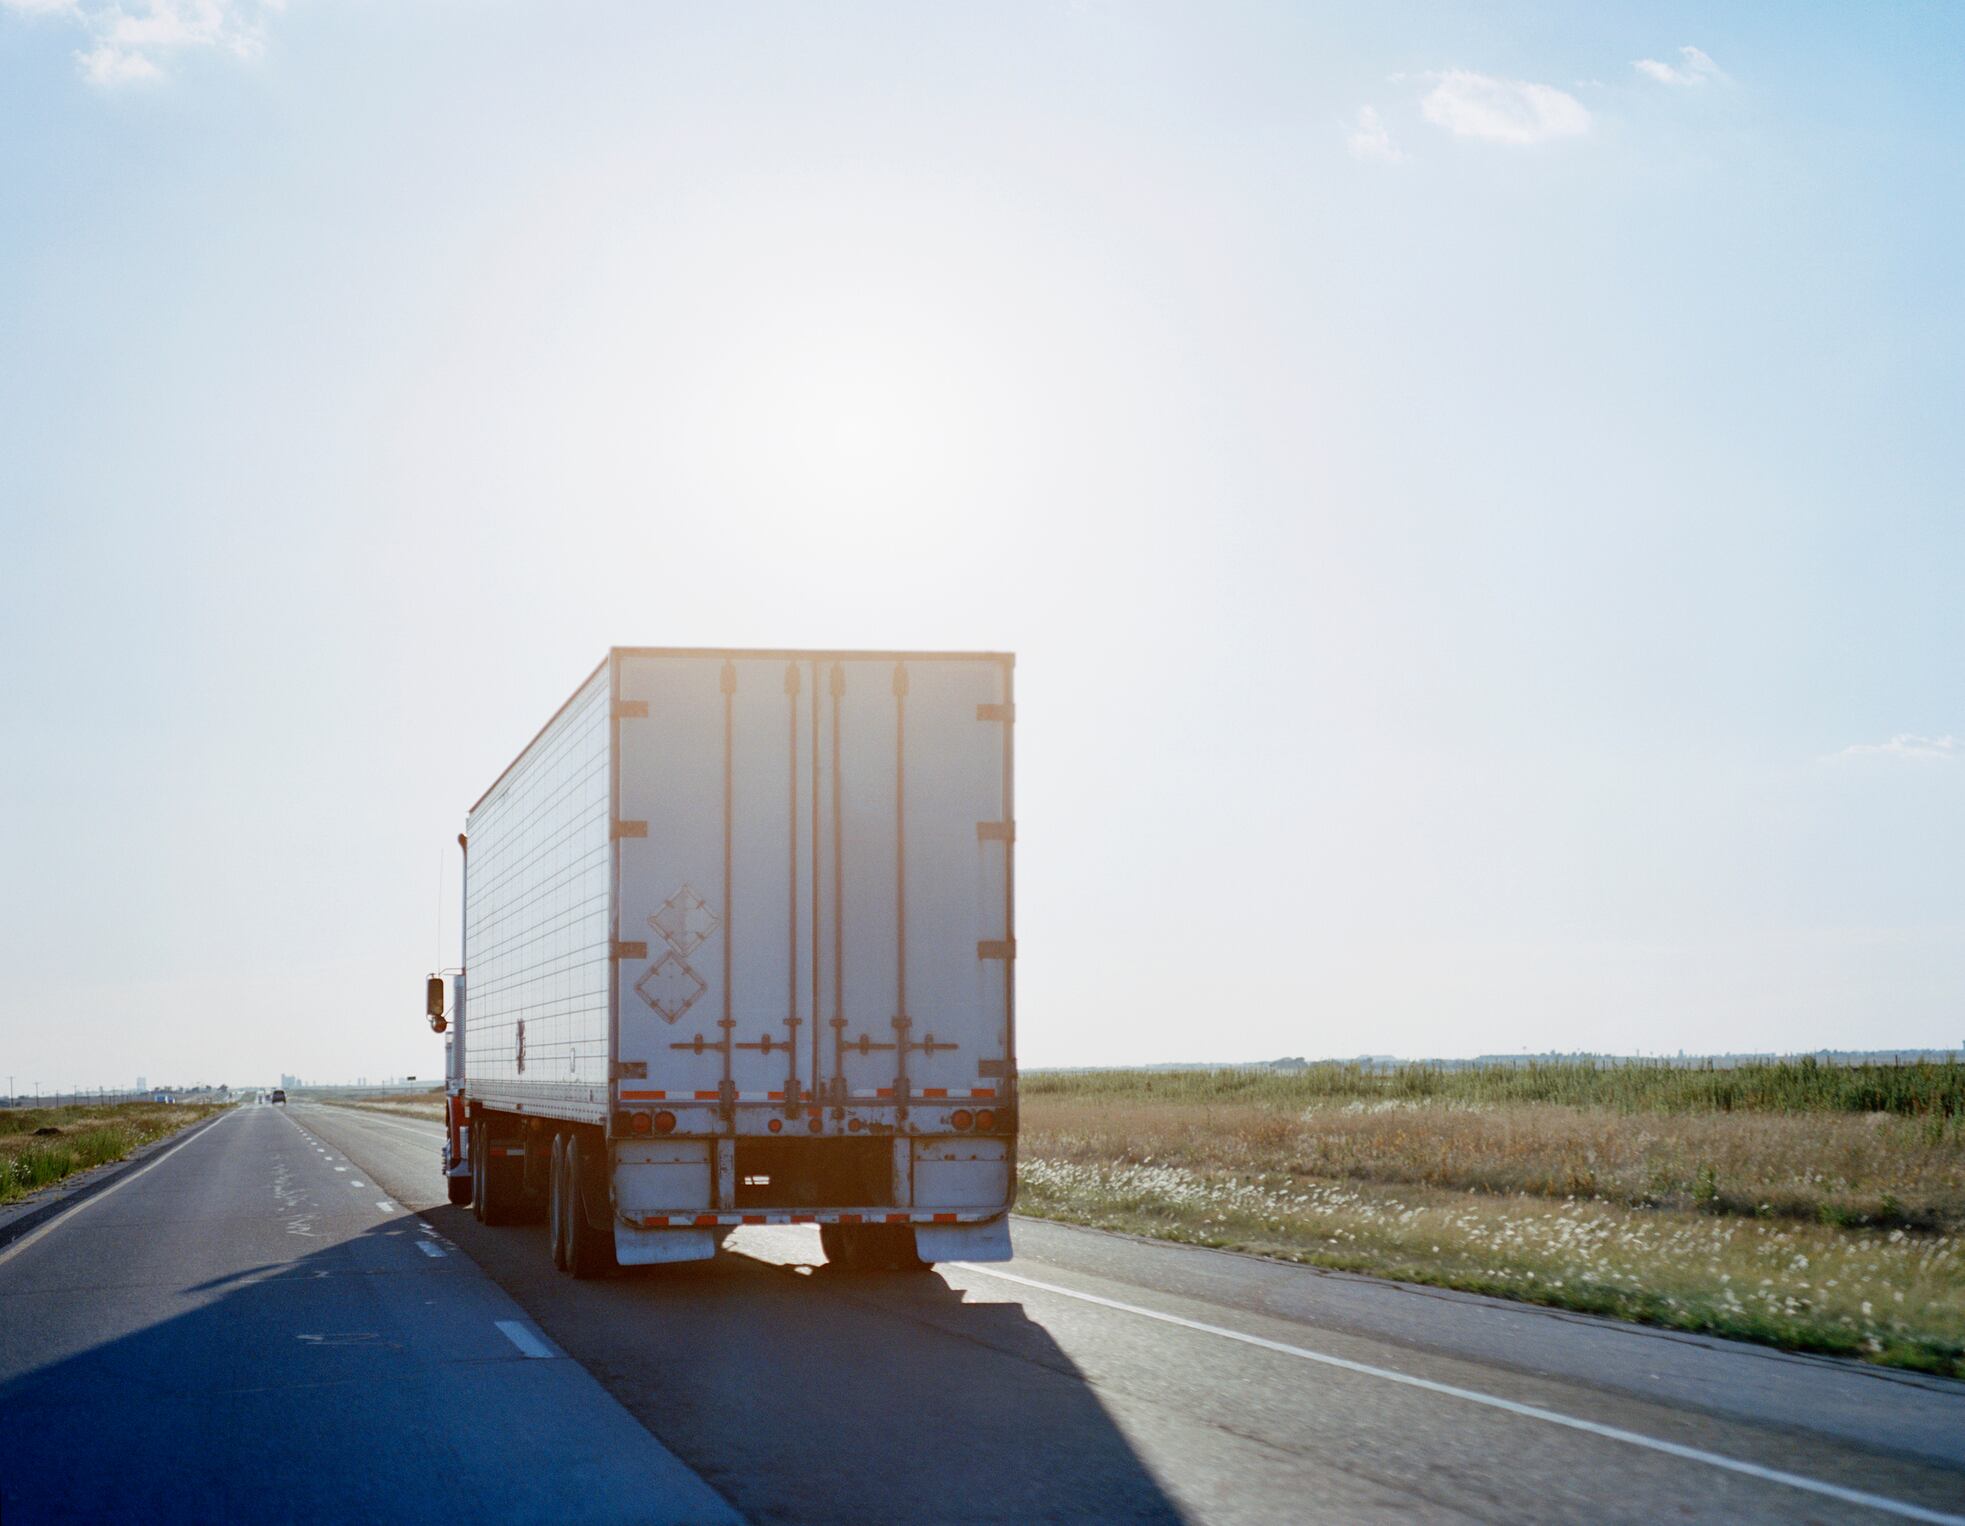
[550,1130,616,1279]
[820,1222,930,1272]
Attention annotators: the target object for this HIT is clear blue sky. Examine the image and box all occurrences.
[2,2,1960,1090]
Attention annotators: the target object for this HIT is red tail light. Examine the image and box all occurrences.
[976,1109,997,1132]
[652,1111,677,1134]
[630,1111,652,1135]
[767,1118,783,1133]
[949,1109,973,1131]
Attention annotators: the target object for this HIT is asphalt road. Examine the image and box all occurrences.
[0,1105,735,1525]
[4,1101,1963,1524]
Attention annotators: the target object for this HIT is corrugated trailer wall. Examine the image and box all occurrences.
[464,662,614,1121]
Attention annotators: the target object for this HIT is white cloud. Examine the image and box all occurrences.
[1834,735,1960,763]
[1418,70,1590,146]
[1344,105,1406,164]
[1,0,278,84]
[1634,46,1725,87]
[78,39,161,82]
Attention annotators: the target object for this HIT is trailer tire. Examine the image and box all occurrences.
[821,1223,928,1272]
[875,1224,930,1272]
[447,1173,472,1208]
[548,1134,570,1272]
[563,1131,616,1279]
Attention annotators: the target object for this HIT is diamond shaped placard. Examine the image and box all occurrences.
[650,885,720,958]
[634,951,708,1025]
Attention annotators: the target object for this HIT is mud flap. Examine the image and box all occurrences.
[613,1225,717,1265]
[913,1217,1013,1263]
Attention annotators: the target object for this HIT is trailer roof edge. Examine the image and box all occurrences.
[467,647,1015,818]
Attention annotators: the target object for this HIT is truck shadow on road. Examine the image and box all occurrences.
[430,1206,1191,1524]
[0,1207,1188,1525]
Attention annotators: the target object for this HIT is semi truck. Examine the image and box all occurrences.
[426,647,1017,1277]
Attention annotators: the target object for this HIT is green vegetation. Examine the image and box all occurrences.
[1018,1062,1965,1377]
[1024,1056,1965,1119]
[0,1101,226,1205]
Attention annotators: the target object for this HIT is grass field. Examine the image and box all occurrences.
[0,1100,227,1205]
[1018,1061,1965,1377]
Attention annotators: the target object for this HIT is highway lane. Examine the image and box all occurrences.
[296,1102,1965,1525]
[0,1104,738,1525]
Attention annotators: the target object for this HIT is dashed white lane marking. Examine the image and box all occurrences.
[496,1321,554,1359]
[376,1201,394,1211]
[416,1241,446,1257]
[957,1265,1965,1526]
[333,1166,347,1172]
[350,1182,365,1188]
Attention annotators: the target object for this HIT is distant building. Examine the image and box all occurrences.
[136,1076,146,1093]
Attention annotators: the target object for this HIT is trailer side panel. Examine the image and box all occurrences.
[463,663,613,1123]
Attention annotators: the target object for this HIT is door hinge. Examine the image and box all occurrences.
[613,699,649,719]
[612,820,648,840]
[611,1061,648,1080]
[975,820,1015,842]
[611,940,648,961]
[977,939,1016,961]
[976,703,1015,723]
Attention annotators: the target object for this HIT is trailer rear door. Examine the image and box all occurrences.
[611,650,1013,1120]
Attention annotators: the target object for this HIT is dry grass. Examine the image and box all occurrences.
[0,1101,226,1205]
[1018,1084,1965,1376]
[322,1091,445,1122]
[1025,1096,1964,1231]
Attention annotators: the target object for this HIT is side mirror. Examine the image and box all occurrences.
[426,975,447,1033]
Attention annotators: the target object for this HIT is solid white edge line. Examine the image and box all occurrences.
[0,1110,233,1269]
[955,1264,1964,1526]
[496,1320,554,1359]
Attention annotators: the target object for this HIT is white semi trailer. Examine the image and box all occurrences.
[427,647,1017,1277]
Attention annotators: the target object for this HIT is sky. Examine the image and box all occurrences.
[1,2,1961,1092]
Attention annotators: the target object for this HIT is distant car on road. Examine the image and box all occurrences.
[270,1088,287,1105]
